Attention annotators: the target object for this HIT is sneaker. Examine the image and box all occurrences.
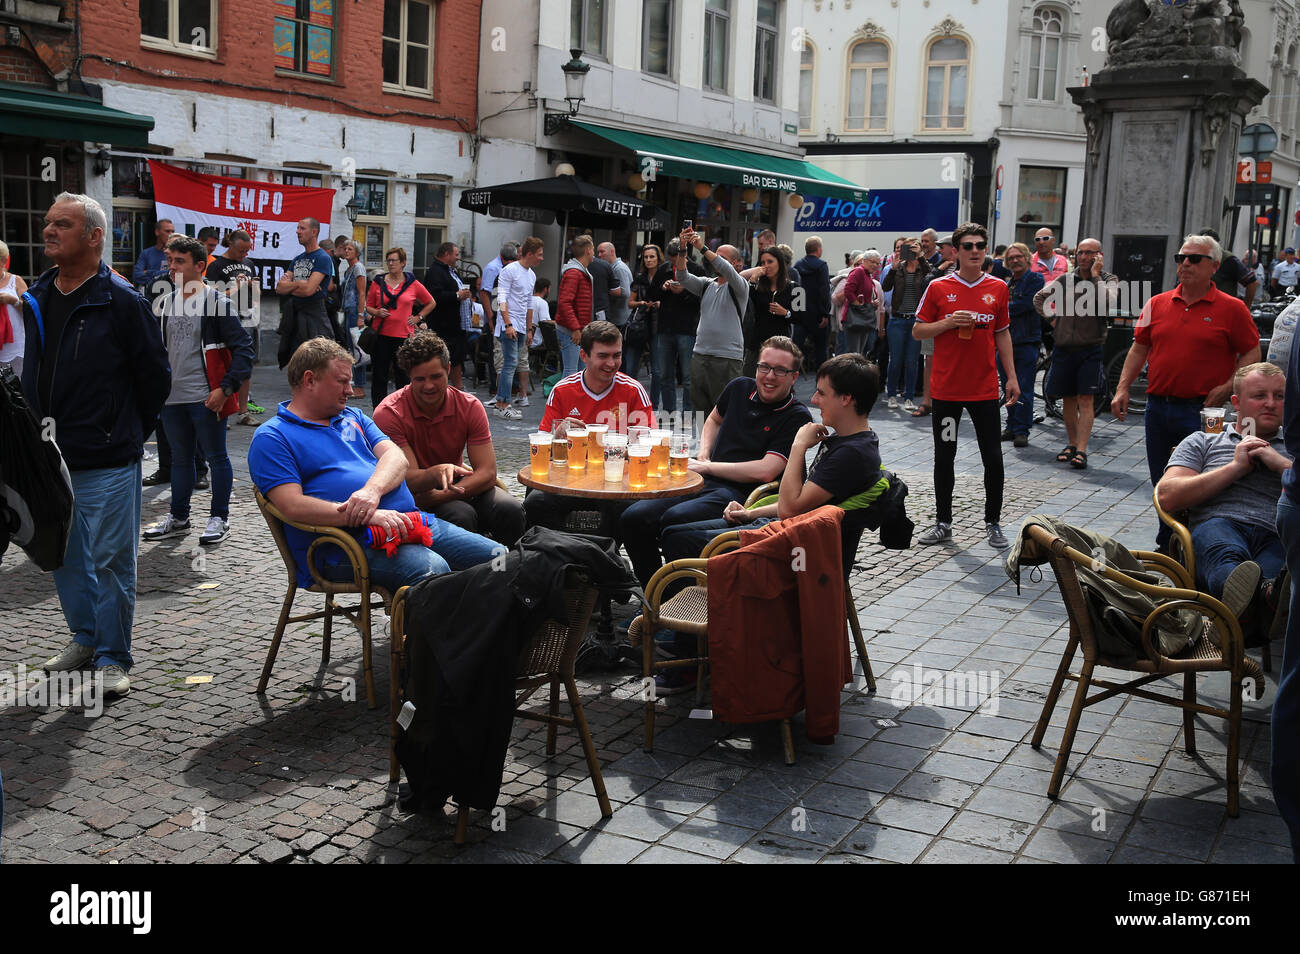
[142,514,191,540]
[1222,561,1262,622]
[515,396,530,407]
[199,516,229,546]
[986,522,1010,549]
[887,396,899,410]
[237,412,260,426]
[653,668,698,696]
[43,639,94,672]
[918,522,953,546]
[1013,434,1029,448]
[142,470,170,487]
[903,399,917,412]
[98,665,130,698]
[194,474,210,491]
[496,404,523,420]
[1000,429,1015,442]
[246,402,265,414]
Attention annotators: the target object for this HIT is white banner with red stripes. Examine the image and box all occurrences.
[148,160,336,291]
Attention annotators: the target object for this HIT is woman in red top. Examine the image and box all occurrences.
[364,246,434,405]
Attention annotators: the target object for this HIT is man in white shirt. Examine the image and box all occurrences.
[1272,248,1300,297]
[493,236,543,420]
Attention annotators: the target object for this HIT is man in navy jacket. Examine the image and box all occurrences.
[21,193,170,698]
[792,237,832,368]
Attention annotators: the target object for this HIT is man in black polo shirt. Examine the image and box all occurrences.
[619,335,812,585]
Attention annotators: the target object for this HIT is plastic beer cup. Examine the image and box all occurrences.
[628,443,651,489]
[586,423,608,465]
[529,432,552,477]
[568,427,589,469]
[669,434,691,477]
[603,433,627,483]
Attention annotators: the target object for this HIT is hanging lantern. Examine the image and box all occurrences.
[628,172,645,191]
[555,162,576,177]
[693,182,713,200]
[787,193,804,208]
[741,188,759,204]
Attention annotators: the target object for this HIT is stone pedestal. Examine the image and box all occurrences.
[1069,64,1264,293]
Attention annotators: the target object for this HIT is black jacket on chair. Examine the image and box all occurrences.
[396,527,636,810]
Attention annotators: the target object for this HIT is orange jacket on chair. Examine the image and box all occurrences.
[706,506,852,742]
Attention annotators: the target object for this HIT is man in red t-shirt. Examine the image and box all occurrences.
[1112,232,1261,548]
[914,222,1020,549]
[373,331,525,545]
[526,321,653,533]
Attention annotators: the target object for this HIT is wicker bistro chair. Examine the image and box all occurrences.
[630,481,878,762]
[1023,523,1265,817]
[254,489,394,710]
[1153,488,1274,673]
[389,571,612,845]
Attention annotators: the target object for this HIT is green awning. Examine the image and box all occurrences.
[571,120,866,201]
[0,82,154,147]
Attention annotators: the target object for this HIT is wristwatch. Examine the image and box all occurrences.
[221,384,234,397]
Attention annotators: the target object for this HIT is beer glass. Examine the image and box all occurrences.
[550,420,570,467]
[529,432,552,477]
[603,433,627,483]
[568,426,589,470]
[628,440,651,489]
[1201,407,1226,434]
[669,434,692,477]
[586,423,608,465]
[649,429,671,477]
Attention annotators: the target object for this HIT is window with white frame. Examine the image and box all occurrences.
[383,0,435,94]
[753,0,779,103]
[798,40,814,133]
[140,0,217,57]
[923,35,969,130]
[570,0,606,60]
[703,0,730,92]
[1027,7,1063,102]
[413,182,449,270]
[643,0,673,76]
[352,177,392,270]
[846,40,889,131]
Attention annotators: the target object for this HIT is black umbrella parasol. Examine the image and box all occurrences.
[459,174,671,232]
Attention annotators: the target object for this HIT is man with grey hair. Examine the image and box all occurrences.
[20,193,171,698]
[1113,232,1260,548]
[597,242,631,329]
[677,229,749,410]
[920,228,941,267]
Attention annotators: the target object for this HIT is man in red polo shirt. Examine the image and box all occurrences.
[1112,233,1260,548]
[373,331,525,545]
[527,321,653,533]
[914,222,1021,550]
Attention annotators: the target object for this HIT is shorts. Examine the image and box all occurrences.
[1045,345,1104,397]
[920,337,934,357]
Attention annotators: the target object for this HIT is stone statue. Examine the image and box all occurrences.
[1105,0,1245,69]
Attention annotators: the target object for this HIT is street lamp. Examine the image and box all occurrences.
[545,49,591,136]
[344,194,362,224]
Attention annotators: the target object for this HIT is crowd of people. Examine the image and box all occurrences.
[7,190,1300,858]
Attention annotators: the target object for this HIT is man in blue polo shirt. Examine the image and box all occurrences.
[248,338,501,592]
[619,335,812,585]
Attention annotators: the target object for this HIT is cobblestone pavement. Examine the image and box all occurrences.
[0,358,1289,864]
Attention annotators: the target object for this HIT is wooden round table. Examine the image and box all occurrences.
[517,463,704,500]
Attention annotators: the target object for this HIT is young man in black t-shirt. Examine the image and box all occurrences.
[619,336,812,585]
[661,353,882,564]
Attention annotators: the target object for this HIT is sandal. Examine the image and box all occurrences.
[1069,450,1088,469]
[1056,445,1076,463]
[911,404,931,417]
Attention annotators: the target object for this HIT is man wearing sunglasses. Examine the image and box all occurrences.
[1030,228,1069,284]
[914,223,1020,549]
[1112,233,1260,549]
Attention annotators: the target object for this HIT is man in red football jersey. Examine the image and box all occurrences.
[914,222,1020,549]
[525,321,653,532]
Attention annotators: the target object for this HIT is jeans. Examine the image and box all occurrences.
[496,332,520,404]
[153,417,206,478]
[886,317,921,399]
[53,460,142,671]
[371,334,408,407]
[931,398,1004,526]
[661,514,777,564]
[161,402,234,521]
[844,326,876,358]
[999,341,1040,436]
[321,514,503,592]
[1273,493,1300,860]
[559,330,582,377]
[619,481,749,584]
[655,333,694,414]
[1144,396,1204,548]
[1190,516,1285,598]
